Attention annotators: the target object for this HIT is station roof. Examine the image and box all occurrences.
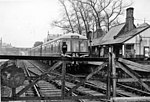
[91,23,150,46]
[91,35,104,46]
[91,23,125,46]
[100,23,125,45]
[101,24,150,45]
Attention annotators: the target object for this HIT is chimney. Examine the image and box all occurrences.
[126,7,135,31]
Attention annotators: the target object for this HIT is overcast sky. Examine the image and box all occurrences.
[0,0,150,48]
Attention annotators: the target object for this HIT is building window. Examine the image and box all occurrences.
[144,47,150,57]
[125,44,135,58]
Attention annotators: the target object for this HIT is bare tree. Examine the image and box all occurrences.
[51,0,132,38]
[68,0,82,34]
[78,1,91,36]
[77,0,132,34]
[101,0,132,31]
[59,0,74,33]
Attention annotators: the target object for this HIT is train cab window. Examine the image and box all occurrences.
[80,40,88,52]
[66,40,71,52]
[72,40,79,52]
[57,41,61,53]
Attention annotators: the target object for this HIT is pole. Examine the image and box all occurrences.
[87,31,92,57]
[112,53,116,97]
[90,39,92,57]
[107,52,112,101]
[61,58,66,99]
[12,88,16,97]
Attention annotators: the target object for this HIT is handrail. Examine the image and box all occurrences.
[0,55,108,61]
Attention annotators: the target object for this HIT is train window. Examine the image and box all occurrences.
[53,42,55,52]
[56,41,60,53]
[57,40,61,53]
[53,42,55,53]
[59,40,62,53]
[55,42,58,53]
[44,46,47,55]
[80,40,88,52]
[72,40,79,52]
[45,45,47,53]
[49,44,52,52]
[49,44,51,52]
[42,46,44,53]
[51,43,53,53]
[55,42,57,52]
[47,43,50,52]
[46,44,50,55]
[53,42,57,53]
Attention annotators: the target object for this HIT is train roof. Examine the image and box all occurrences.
[43,33,87,45]
[30,33,87,50]
[58,33,87,39]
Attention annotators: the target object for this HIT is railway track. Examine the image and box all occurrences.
[16,60,150,102]
[117,83,150,96]
[18,60,106,102]
[19,60,78,102]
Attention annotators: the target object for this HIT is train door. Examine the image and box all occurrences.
[144,47,150,57]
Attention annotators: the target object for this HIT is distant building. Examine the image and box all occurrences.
[0,38,30,55]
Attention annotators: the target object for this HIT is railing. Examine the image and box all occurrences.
[0,55,109,101]
[1,54,149,102]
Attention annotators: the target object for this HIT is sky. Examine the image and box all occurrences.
[0,0,150,48]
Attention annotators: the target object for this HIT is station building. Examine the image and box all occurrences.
[91,7,150,58]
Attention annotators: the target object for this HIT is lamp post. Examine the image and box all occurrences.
[61,42,67,98]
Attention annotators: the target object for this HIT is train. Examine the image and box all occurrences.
[29,33,89,57]
[28,33,90,74]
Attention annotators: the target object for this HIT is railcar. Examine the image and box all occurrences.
[29,33,89,74]
[29,45,42,56]
[29,33,89,57]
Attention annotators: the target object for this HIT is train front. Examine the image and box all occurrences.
[62,33,89,57]
[62,33,89,74]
